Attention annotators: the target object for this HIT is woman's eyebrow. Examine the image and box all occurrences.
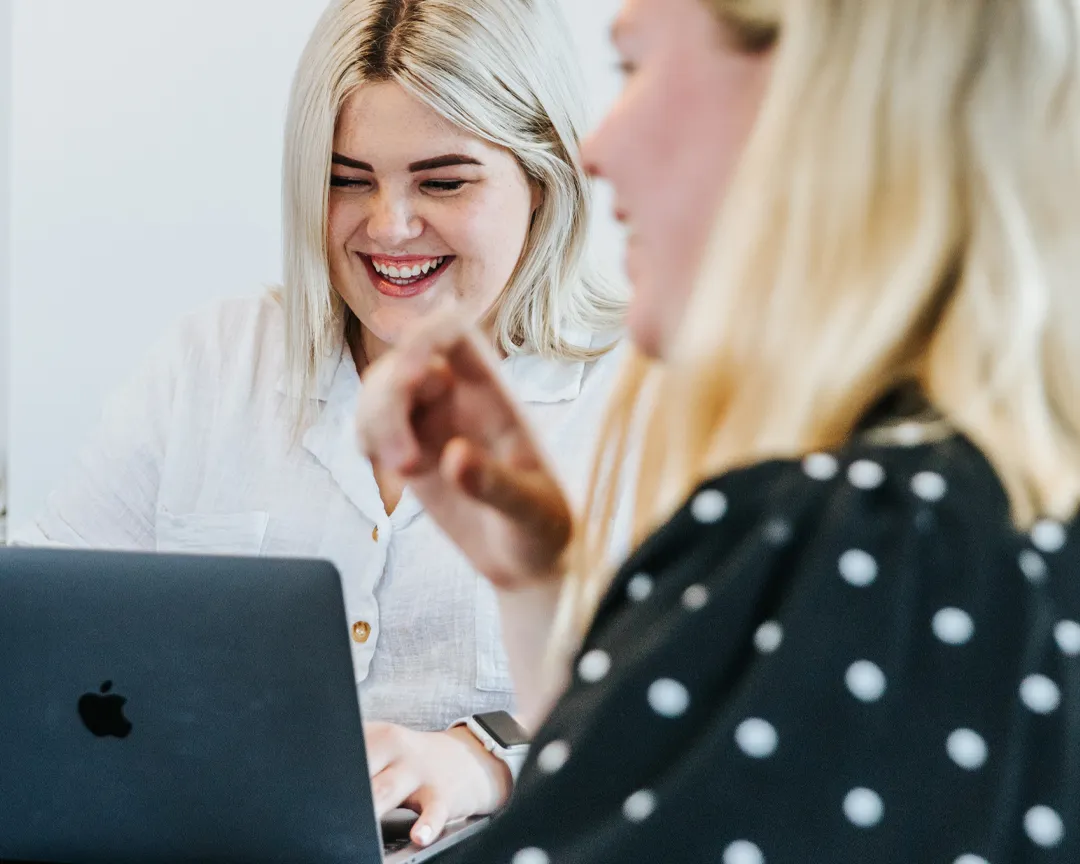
[330,152,484,172]
[331,153,373,171]
[408,154,483,172]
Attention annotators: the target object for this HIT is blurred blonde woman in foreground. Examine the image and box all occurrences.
[358,0,1080,860]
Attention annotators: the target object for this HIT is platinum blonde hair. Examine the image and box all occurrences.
[563,0,1080,639]
[281,0,625,407]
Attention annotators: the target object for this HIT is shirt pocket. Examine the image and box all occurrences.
[155,510,270,556]
[474,576,515,693]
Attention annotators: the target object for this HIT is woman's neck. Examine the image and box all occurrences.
[347,325,390,376]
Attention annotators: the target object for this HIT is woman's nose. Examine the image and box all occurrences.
[366,190,422,246]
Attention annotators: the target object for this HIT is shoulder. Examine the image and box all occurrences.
[149,292,286,386]
[165,292,284,360]
[109,293,290,421]
[504,331,628,409]
[598,433,1055,634]
[667,432,1013,548]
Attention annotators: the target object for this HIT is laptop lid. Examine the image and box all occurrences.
[0,547,380,864]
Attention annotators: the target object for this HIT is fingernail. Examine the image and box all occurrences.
[416,825,433,846]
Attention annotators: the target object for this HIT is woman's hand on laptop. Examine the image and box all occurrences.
[355,313,573,590]
[365,721,512,847]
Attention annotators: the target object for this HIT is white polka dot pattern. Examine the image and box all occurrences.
[648,679,690,718]
[946,729,988,771]
[803,453,839,480]
[491,447,1080,861]
[536,740,570,774]
[1024,805,1065,848]
[1031,519,1066,553]
[723,840,765,864]
[911,471,947,502]
[933,608,975,645]
[839,550,878,587]
[754,621,784,654]
[1055,620,1080,656]
[1020,674,1060,714]
[681,584,710,611]
[512,848,550,864]
[848,460,886,490]
[845,660,887,703]
[627,573,654,602]
[1018,550,1048,584]
[735,718,778,758]
[578,650,611,683]
[843,787,884,828]
[622,789,657,823]
[691,490,728,523]
[763,519,792,545]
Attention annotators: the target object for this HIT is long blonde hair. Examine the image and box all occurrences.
[564,0,1080,639]
[281,0,625,408]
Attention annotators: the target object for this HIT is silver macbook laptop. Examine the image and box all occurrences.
[0,547,487,863]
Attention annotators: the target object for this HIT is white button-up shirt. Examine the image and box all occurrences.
[13,295,626,730]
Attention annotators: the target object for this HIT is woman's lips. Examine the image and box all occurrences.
[360,254,453,299]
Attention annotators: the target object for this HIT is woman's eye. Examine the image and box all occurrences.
[423,180,467,193]
[330,176,371,188]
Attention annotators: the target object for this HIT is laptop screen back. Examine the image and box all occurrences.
[0,548,380,864]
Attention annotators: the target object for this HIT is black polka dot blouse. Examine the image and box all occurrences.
[441,430,1079,863]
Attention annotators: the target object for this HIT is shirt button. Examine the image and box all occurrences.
[372,526,379,542]
[351,621,372,644]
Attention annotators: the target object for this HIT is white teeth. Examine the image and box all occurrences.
[371,256,446,280]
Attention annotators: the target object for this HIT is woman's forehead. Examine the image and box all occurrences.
[334,81,499,167]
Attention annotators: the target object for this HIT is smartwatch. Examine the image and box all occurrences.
[449,710,531,782]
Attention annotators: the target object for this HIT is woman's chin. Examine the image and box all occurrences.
[627,303,667,360]
[351,298,442,347]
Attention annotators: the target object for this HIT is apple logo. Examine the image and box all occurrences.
[77,680,133,739]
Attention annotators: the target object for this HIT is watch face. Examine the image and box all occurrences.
[473,711,530,748]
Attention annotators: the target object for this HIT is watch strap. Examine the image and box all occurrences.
[449,715,530,782]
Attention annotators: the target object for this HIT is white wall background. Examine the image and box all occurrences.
[5,0,625,528]
[0,0,10,539]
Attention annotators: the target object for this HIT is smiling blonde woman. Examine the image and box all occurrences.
[14,0,627,847]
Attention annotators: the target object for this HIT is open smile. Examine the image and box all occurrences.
[359,253,454,299]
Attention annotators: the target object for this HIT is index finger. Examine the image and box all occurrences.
[390,313,535,452]
[356,352,449,472]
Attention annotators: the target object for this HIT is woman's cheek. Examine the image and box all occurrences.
[327,196,362,245]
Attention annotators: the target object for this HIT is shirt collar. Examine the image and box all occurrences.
[277,329,605,407]
[499,352,585,404]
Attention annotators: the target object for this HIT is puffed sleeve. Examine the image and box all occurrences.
[444,435,1080,863]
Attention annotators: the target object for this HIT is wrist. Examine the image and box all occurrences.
[484,562,566,593]
[482,530,571,592]
[446,726,513,813]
